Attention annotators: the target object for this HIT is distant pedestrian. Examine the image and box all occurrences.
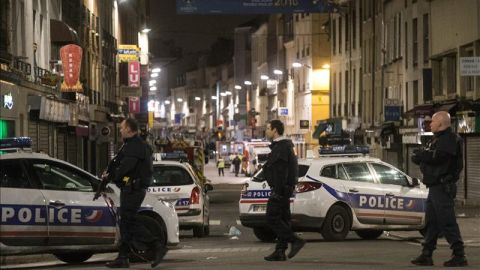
[217,157,225,177]
[263,119,305,261]
[411,111,467,267]
[232,155,241,177]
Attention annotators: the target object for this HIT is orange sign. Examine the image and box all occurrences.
[60,44,83,92]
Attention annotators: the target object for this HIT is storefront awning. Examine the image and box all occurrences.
[404,104,434,118]
[435,102,457,113]
[50,20,78,44]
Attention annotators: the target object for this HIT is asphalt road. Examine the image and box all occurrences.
[3,184,479,269]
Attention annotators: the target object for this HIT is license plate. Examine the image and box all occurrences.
[252,204,266,212]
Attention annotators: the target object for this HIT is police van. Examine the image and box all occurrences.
[239,145,428,242]
[0,138,180,263]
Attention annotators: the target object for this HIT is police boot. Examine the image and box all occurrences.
[443,255,468,267]
[264,249,287,261]
[411,254,433,266]
[105,257,130,268]
[288,238,306,259]
[151,242,168,268]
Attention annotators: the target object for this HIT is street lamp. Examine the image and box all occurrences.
[142,28,151,33]
[151,73,159,78]
[177,98,183,102]
[149,86,157,91]
[244,80,252,86]
[235,85,242,90]
[273,69,283,75]
[195,97,201,101]
[292,62,303,68]
[151,67,161,73]
[260,75,269,80]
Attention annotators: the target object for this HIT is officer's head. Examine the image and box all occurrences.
[266,120,284,140]
[120,118,139,139]
[431,111,451,133]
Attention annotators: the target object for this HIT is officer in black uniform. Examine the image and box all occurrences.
[411,111,468,267]
[263,120,305,261]
[104,118,164,268]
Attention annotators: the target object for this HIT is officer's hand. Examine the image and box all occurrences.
[101,171,109,181]
[271,192,283,201]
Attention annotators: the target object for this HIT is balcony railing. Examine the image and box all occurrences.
[13,59,31,75]
[34,66,51,79]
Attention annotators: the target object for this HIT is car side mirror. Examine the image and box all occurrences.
[204,183,214,192]
[410,178,420,187]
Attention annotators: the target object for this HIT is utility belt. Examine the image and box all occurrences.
[117,177,146,191]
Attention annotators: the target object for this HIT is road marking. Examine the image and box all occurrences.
[209,220,221,225]
[170,247,271,254]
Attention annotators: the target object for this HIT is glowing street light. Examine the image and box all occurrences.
[220,92,227,97]
[151,67,161,73]
[151,73,159,78]
[225,91,232,95]
[164,100,171,105]
[141,28,151,33]
[292,62,303,68]
[234,85,242,90]
[244,80,252,86]
[211,96,217,100]
[149,86,157,91]
[177,98,183,102]
[195,97,201,101]
[273,69,283,75]
[260,75,269,80]
[149,80,157,86]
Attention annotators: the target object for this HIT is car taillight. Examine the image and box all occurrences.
[295,182,322,193]
[190,186,200,204]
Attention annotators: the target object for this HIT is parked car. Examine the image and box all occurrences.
[148,160,213,237]
[239,146,428,242]
[0,138,179,263]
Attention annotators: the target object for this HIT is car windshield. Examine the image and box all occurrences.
[252,165,309,182]
[151,165,194,186]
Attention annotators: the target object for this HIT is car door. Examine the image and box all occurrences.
[0,159,48,246]
[369,162,425,225]
[341,162,385,225]
[27,159,116,246]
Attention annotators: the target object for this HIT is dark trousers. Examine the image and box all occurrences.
[266,194,297,250]
[234,165,240,176]
[118,187,146,257]
[422,185,464,257]
[218,168,224,176]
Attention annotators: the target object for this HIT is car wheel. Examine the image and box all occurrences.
[130,215,167,262]
[321,205,351,241]
[355,229,384,240]
[253,227,276,242]
[53,252,93,264]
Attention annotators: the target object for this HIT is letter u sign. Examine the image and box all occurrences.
[128,61,140,87]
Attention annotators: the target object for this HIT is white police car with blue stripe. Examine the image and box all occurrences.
[0,137,179,264]
[148,159,213,237]
[239,145,428,241]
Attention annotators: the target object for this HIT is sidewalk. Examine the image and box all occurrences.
[204,162,250,185]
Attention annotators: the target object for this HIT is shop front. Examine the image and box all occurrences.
[0,80,27,138]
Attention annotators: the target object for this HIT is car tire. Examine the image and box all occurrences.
[54,252,93,264]
[193,225,206,237]
[130,215,167,262]
[321,205,351,241]
[253,227,276,242]
[355,229,384,240]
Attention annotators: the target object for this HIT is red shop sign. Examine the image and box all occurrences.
[60,44,83,92]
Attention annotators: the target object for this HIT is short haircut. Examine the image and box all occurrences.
[269,119,284,135]
[124,118,139,132]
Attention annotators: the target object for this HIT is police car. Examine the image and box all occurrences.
[148,157,213,237]
[239,145,428,242]
[0,137,179,263]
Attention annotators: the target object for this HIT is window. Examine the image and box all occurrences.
[342,163,374,183]
[405,21,408,68]
[31,161,94,192]
[423,14,429,64]
[0,160,31,188]
[413,18,418,67]
[253,165,309,182]
[371,163,408,185]
[413,80,419,105]
[352,1,357,49]
[152,165,193,186]
[321,165,336,178]
[339,17,342,54]
[337,165,348,180]
[332,19,336,55]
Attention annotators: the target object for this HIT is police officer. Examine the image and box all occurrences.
[411,111,468,267]
[263,120,305,261]
[104,118,164,268]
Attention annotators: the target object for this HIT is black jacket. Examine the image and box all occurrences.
[111,135,153,189]
[263,138,298,196]
[411,127,463,186]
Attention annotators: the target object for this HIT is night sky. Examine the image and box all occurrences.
[148,0,256,54]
